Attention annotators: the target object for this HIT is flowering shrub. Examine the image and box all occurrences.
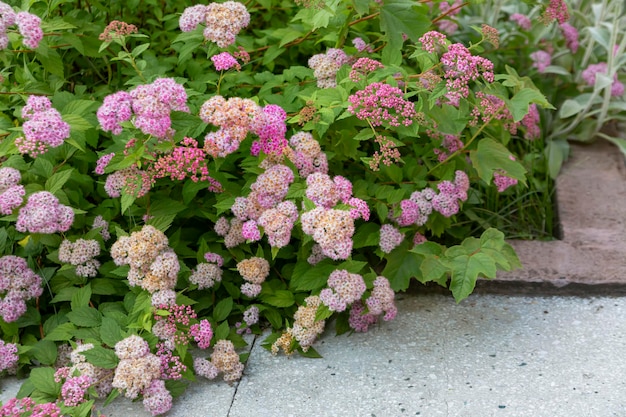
[0,0,589,415]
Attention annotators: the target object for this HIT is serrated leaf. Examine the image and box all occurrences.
[81,345,119,369]
[214,321,230,340]
[469,138,527,185]
[261,290,295,308]
[289,259,335,292]
[45,168,74,195]
[509,88,553,122]
[213,297,233,322]
[30,339,58,365]
[314,303,333,322]
[67,306,102,328]
[352,222,381,249]
[447,253,497,302]
[37,48,64,78]
[45,322,77,341]
[419,256,449,284]
[382,240,423,291]
[29,367,61,397]
[71,284,92,310]
[100,316,125,347]
[379,0,430,65]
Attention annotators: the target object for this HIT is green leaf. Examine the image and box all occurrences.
[30,339,58,365]
[45,168,74,195]
[298,346,323,358]
[260,290,295,308]
[419,256,449,284]
[29,367,61,397]
[289,259,335,292]
[100,316,125,347]
[559,98,586,119]
[45,322,77,341]
[446,252,497,303]
[469,138,527,185]
[314,303,333,322]
[379,0,430,65]
[544,139,569,179]
[81,345,119,369]
[213,297,233,322]
[37,48,64,78]
[509,88,553,122]
[71,284,92,310]
[62,114,94,132]
[214,321,230,340]
[67,306,103,328]
[352,223,381,249]
[121,193,136,214]
[382,240,423,291]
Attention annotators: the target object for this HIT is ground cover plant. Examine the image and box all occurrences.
[1,0,619,415]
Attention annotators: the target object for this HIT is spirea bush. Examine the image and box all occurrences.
[0,0,576,415]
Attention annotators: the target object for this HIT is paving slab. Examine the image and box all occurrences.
[495,140,626,290]
[231,294,626,417]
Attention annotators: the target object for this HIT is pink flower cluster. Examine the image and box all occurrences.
[237,257,270,297]
[61,375,92,407]
[436,0,463,34]
[0,167,24,215]
[319,269,366,312]
[250,104,288,156]
[441,43,495,106]
[349,57,384,82]
[304,172,369,219]
[396,188,436,227]
[113,335,167,413]
[236,305,260,334]
[214,217,246,248]
[200,95,259,157]
[522,103,541,140]
[272,295,325,355]
[419,30,447,54]
[379,224,404,253]
[15,95,70,158]
[493,172,518,192]
[348,82,417,127]
[179,1,250,47]
[0,255,42,322]
[581,63,625,97]
[194,339,244,383]
[301,207,354,261]
[92,215,111,241]
[189,252,223,289]
[0,3,43,50]
[0,398,61,417]
[471,92,519,135]
[530,50,551,73]
[560,23,579,53]
[95,152,115,174]
[110,225,179,293]
[211,52,240,71]
[152,137,219,188]
[58,238,101,278]
[97,78,189,139]
[509,13,531,31]
[190,319,213,349]
[308,48,351,88]
[64,343,114,399]
[142,379,173,416]
[349,276,397,332]
[228,164,297,248]
[431,170,470,217]
[0,340,18,374]
[370,134,402,170]
[16,191,74,234]
[543,0,569,24]
[98,20,138,42]
[289,132,328,178]
[352,37,373,53]
[104,165,153,198]
[432,133,463,163]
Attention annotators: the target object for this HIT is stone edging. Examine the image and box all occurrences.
[486,140,626,295]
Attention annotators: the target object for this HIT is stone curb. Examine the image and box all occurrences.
[490,140,626,293]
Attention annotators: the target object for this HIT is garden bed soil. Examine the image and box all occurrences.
[484,139,626,294]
